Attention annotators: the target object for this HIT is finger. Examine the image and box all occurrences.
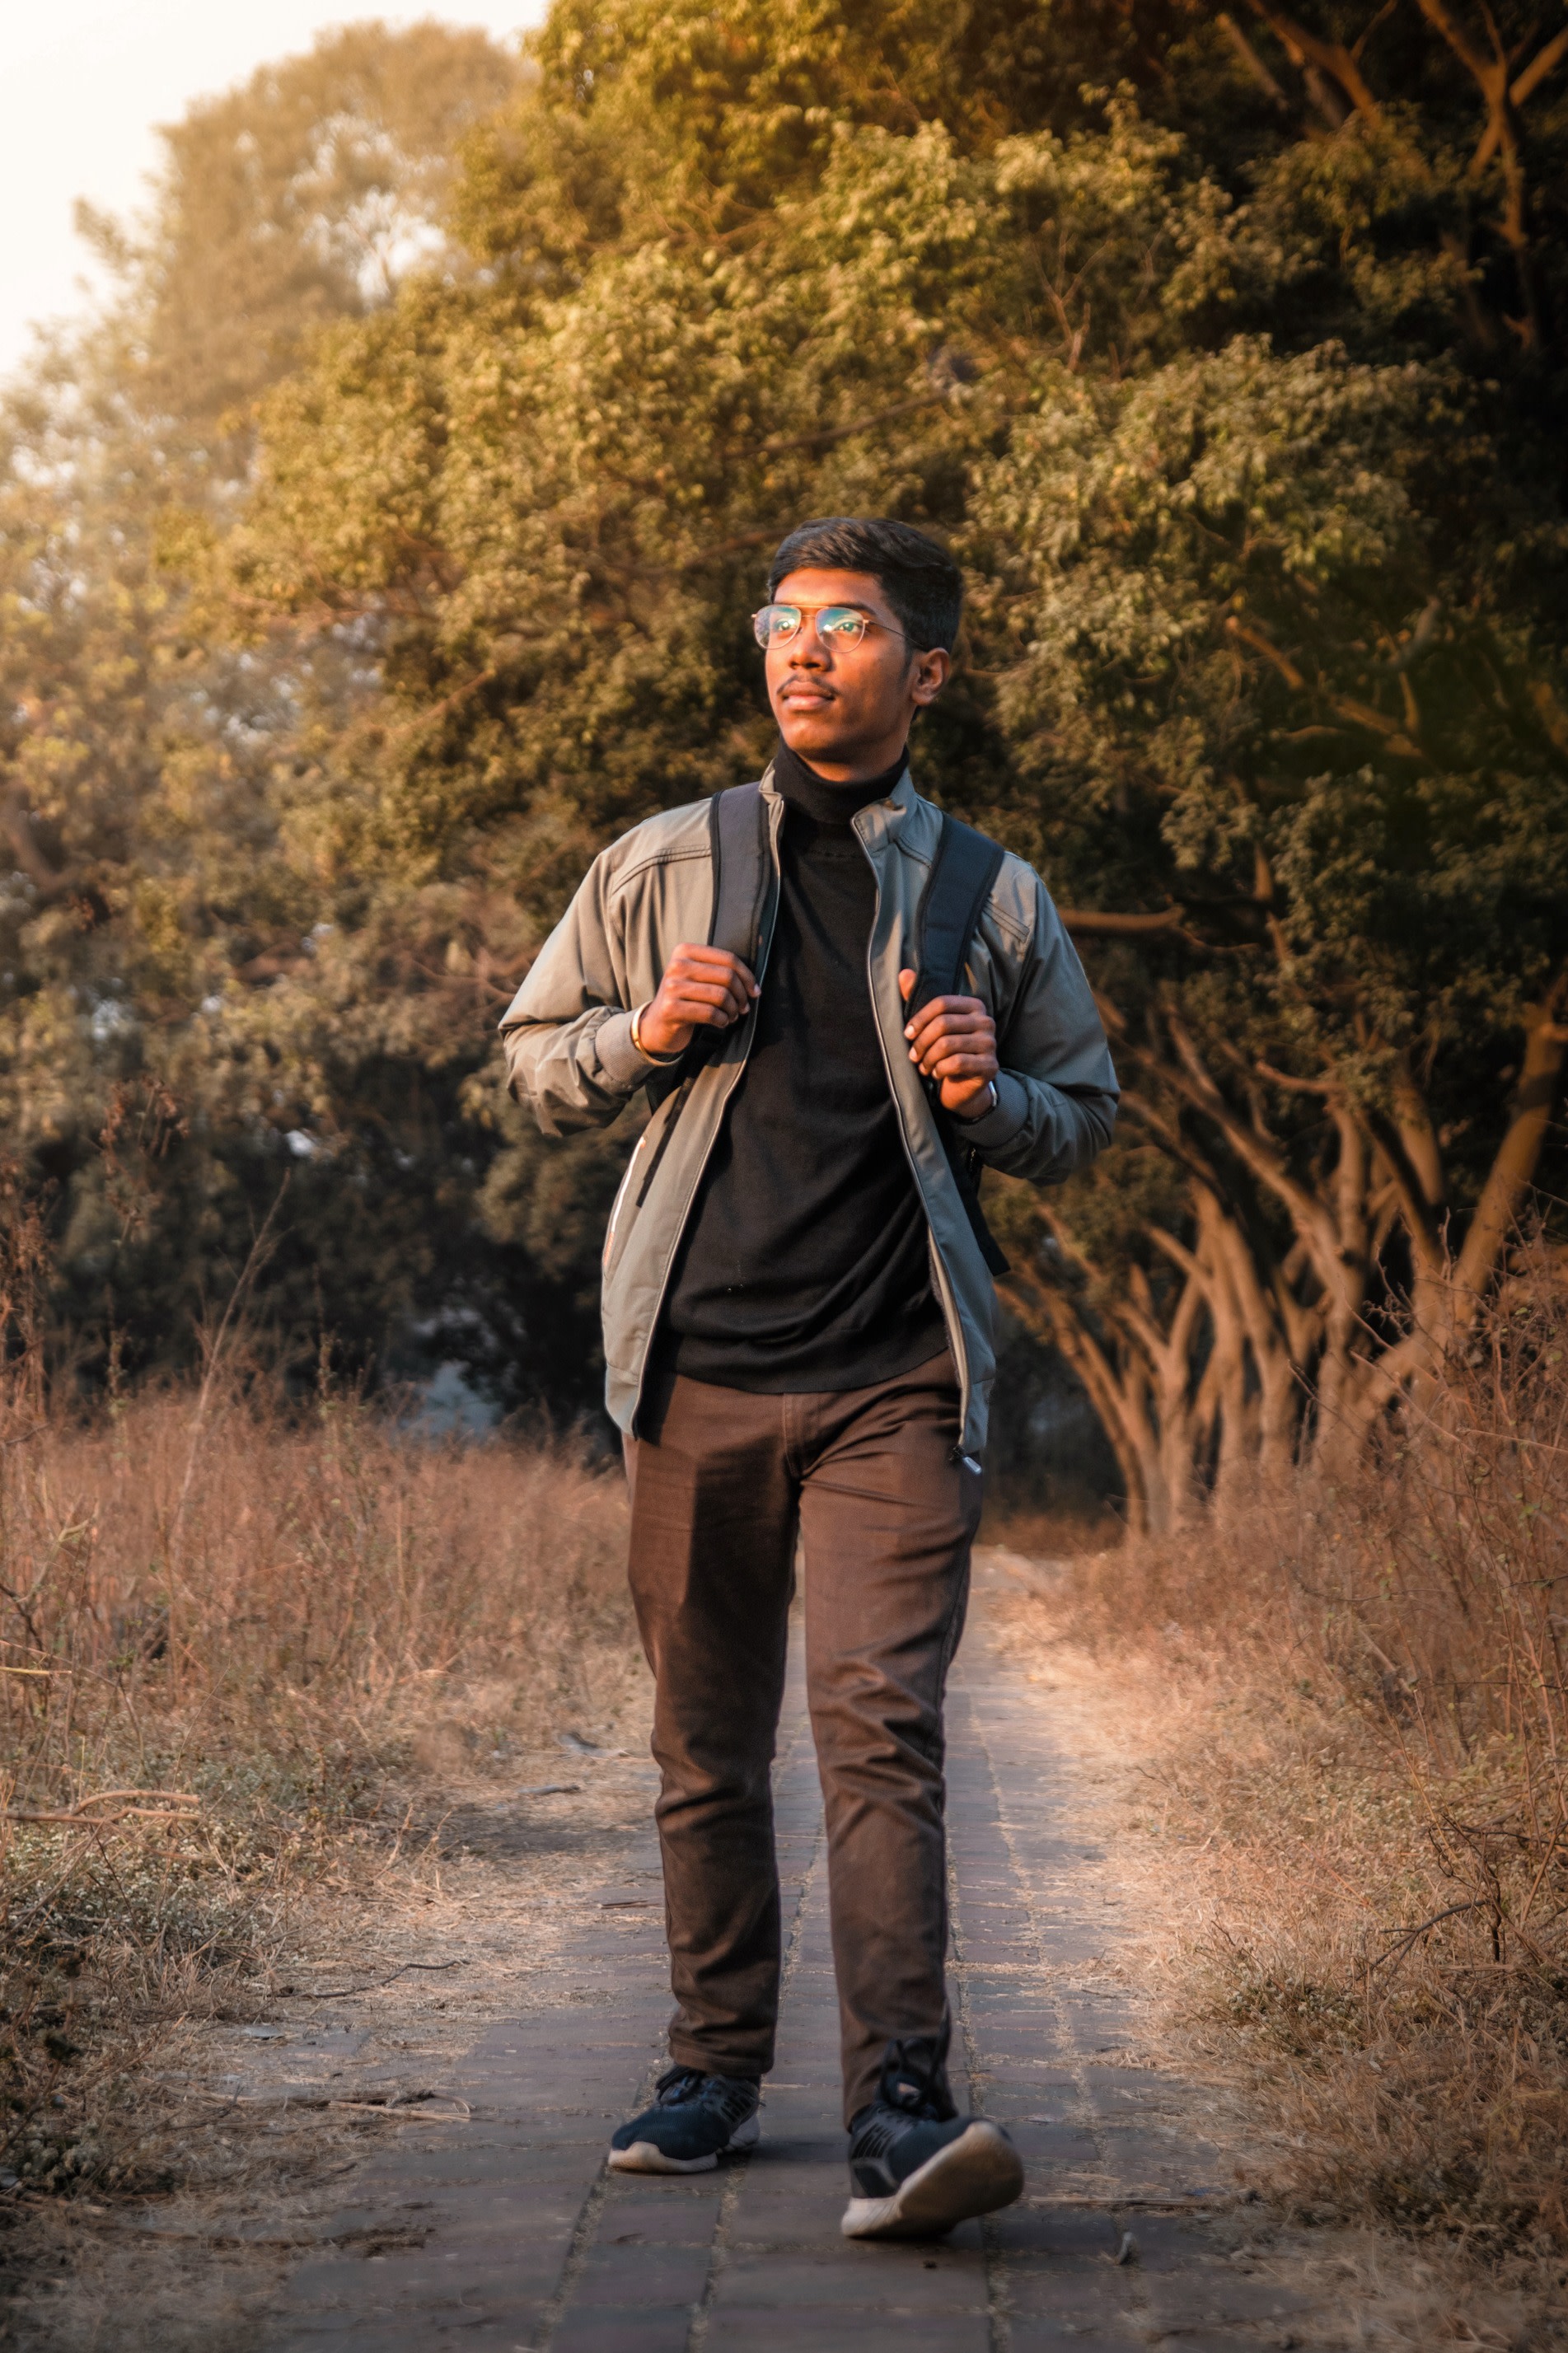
[912,1038,996,1078]
[908,1022,995,1069]
[898,967,916,1002]
[670,943,747,970]
[671,968,749,1010]
[671,947,760,997]
[666,979,746,1010]
[910,998,988,1035]
[903,993,986,1043]
[671,972,756,1016]
[909,1014,994,1052]
[669,1001,737,1029]
[663,991,742,1027]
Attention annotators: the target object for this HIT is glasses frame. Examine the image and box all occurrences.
[752,601,909,652]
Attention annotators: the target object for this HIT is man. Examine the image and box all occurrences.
[501,517,1117,2241]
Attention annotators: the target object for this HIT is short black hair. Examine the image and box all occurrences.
[766,517,962,654]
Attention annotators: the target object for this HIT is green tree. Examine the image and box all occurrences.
[10,0,1566,1491]
[232,0,1568,1508]
[0,22,575,1396]
[978,3,1568,1520]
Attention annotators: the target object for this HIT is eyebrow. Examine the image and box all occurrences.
[775,598,879,615]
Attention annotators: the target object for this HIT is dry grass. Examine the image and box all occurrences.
[1040,1263,1568,2264]
[0,1270,636,2207]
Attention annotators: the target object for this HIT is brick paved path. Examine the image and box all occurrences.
[261,1573,1334,2351]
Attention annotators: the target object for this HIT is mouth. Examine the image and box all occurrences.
[779,685,835,709]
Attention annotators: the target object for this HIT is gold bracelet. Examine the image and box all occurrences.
[631,1003,679,1063]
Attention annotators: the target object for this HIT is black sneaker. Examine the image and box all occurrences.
[607,2065,761,2174]
[841,2033,1023,2240]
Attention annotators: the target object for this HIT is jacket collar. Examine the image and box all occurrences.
[854,768,917,852]
[758,761,917,849]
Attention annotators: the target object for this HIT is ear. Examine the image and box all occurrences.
[909,646,951,707]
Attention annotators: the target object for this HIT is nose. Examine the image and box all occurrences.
[784,615,830,667]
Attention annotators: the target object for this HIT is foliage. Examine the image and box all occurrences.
[0,23,608,1402]
[230,0,1567,1491]
[3,0,1566,1473]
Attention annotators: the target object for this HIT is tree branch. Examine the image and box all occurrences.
[1216,10,1291,105]
[1451,972,1568,1302]
[0,790,76,901]
[1416,0,1545,343]
[1242,0,1385,122]
[1226,616,1425,755]
[752,386,957,462]
[1059,905,1211,953]
[1139,1009,1347,1291]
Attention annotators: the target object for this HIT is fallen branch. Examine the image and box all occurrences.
[4,1787,199,1827]
[330,2093,470,2120]
[288,1958,467,2000]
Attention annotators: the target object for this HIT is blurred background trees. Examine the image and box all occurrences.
[3,2,1564,1504]
[0,21,587,1405]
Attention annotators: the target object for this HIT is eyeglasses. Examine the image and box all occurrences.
[752,602,906,650]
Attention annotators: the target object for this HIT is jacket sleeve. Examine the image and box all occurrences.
[498,850,660,1136]
[957,874,1119,1183]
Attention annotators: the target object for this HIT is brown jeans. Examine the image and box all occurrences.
[625,1350,981,2127]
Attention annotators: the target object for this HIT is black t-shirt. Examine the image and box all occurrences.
[658,741,948,1392]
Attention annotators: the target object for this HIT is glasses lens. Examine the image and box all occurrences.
[754,605,801,648]
[817,606,869,644]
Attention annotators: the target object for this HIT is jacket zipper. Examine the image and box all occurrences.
[854,816,974,1449]
[623,799,784,1433]
[602,1125,648,1271]
[634,1075,695,1208]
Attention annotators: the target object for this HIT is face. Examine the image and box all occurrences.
[764,567,950,779]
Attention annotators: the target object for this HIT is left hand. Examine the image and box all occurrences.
[898,969,999,1120]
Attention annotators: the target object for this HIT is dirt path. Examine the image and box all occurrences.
[5,1554,1519,2351]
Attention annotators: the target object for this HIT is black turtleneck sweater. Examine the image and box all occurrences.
[658,741,948,1392]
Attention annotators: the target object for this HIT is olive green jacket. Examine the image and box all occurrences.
[498,765,1118,1457]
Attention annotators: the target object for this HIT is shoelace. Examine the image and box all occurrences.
[653,2065,754,2122]
[877,2023,956,2121]
[653,2066,708,2107]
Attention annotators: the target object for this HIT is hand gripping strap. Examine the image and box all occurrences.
[643,780,770,1120]
[911,812,1010,1279]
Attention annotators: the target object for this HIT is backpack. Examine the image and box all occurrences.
[645,779,1009,1275]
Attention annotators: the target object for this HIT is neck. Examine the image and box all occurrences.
[771,736,907,826]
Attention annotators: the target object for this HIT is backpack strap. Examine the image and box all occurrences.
[708,779,771,966]
[910,812,1011,1279]
[644,779,770,1115]
[910,812,1008,1018]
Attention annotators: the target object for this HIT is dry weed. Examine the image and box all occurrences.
[0,1242,635,2208]
[1046,1261,1568,2261]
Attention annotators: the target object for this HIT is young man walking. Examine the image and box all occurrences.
[501,517,1117,2241]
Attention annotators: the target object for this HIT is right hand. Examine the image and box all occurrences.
[637,945,759,1057]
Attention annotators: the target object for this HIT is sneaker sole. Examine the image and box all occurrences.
[606,2111,760,2175]
[841,2121,1024,2240]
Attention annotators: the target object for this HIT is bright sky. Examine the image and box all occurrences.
[1,1,548,381]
